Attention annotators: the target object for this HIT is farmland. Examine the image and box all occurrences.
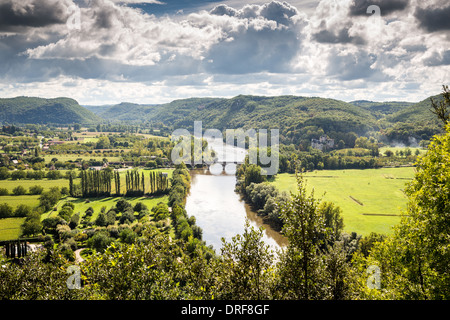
[0,168,173,241]
[269,167,415,236]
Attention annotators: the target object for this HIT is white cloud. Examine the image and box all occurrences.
[0,0,448,104]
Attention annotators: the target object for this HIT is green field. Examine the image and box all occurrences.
[43,155,123,162]
[270,167,416,236]
[0,217,26,241]
[0,179,70,193]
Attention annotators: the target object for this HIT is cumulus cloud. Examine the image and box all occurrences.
[414,4,450,32]
[0,0,449,104]
[0,0,72,31]
[348,0,410,16]
[205,1,305,74]
[423,50,450,66]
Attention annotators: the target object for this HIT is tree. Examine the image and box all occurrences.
[12,185,27,195]
[87,231,113,253]
[318,201,344,244]
[14,204,32,218]
[217,220,274,300]
[0,203,13,218]
[0,167,10,180]
[29,185,44,195]
[95,212,108,227]
[276,173,327,299]
[69,212,80,229]
[39,187,61,212]
[95,135,111,149]
[21,210,43,237]
[360,108,450,299]
[430,85,450,125]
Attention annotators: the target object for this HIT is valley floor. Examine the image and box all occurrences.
[269,167,415,236]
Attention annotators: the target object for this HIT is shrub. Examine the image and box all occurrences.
[14,204,32,218]
[39,187,62,212]
[29,185,44,195]
[119,209,136,224]
[69,212,80,229]
[11,170,26,180]
[0,167,10,180]
[120,228,137,244]
[0,203,14,218]
[87,231,113,252]
[58,206,74,222]
[116,199,132,213]
[0,188,9,195]
[12,185,27,195]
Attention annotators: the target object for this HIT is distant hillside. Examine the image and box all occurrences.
[0,97,102,124]
[349,100,414,119]
[98,102,160,121]
[101,95,377,132]
[387,94,443,125]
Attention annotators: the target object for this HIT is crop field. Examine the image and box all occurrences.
[270,167,416,236]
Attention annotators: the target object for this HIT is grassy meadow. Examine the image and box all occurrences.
[0,179,70,193]
[0,217,26,241]
[270,167,416,236]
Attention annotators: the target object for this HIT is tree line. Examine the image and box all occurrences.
[71,169,170,198]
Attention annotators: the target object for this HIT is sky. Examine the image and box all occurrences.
[0,0,449,105]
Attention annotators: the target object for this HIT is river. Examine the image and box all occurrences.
[184,137,287,253]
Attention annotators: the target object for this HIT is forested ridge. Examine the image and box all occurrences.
[0,97,101,125]
[1,93,445,147]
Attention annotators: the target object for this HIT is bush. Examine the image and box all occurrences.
[0,167,10,180]
[120,228,137,244]
[58,206,74,222]
[0,203,14,219]
[59,243,75,262]
[119,209,136,224]
[12,185,27,195]
[0,188,9,195]
[29,185,44,195]
[116,199,132,213]
[133,202,148,213]
[42,216,66,235]
[10,170,26,180]
[46,170,62,180]
[87,231,113,252]
[14,204,32,218]
[39,187,62,212]
[95,212,108,227]
[69,212,80,229]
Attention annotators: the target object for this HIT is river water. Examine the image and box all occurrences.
[184,137,287,253]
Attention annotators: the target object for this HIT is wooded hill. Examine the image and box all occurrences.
[0,96,102,125]
[1,92,444,146]
[91,93,444,146]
